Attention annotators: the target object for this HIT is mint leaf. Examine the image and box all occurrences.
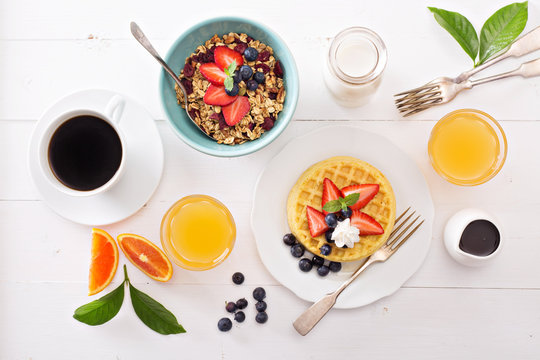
[322,200,342,213]
[73,282,124,326]
[478,1,528,64]
[224,77,234,91]
[224,62,236,76]
[129,283,186,335]
[343,193,360,207]
[428,7,479,62]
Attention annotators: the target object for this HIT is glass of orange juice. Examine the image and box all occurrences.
[428,109,507,186]
[160,195,236,271]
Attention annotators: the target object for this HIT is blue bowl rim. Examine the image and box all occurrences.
[159,16,299,157]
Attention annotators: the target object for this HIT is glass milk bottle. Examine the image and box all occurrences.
[323,27,387,107]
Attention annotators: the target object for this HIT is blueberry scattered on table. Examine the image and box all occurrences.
[298,258,313,272]
[325,213,338,228]
[291,243,305,258]
[236,298,248,309]
[225,301,237,313]
[225,83,239,96]
[244,47,259,62]
[312,255,325,268]
[234,311,246,323]
[253,71,265,84]
[329,261,342,273]
[253,287,266,301]
[255,300,267,312]
[255,311,268,324]
[283,233,296,246]
[317,265,330,277]
[320,244,332,256]
[246,79,258,91]
[325,229,334,243]
[341,207,353,219]
[218,318,233,332]
[239,65,253,81]
[232,272,245,285]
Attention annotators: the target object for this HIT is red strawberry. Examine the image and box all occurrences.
[306,206,329,237]
[321,178,342,214]
[203,84,237,106]
[222,96,250,126]
[214,46,244,70]
[341,184,379,210]
[350,210,384,236]
[199,63,227,85]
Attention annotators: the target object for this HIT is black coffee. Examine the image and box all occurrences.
[48,115,123,191]
[459,220,500,256]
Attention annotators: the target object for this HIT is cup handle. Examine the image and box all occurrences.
[104,95,126,124]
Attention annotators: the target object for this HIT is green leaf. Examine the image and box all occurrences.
[428,7,479,62]
[73,282,125,326]
[224,77,234,91]
[129,283,186,335]
[478,1,528,64]
[322,200,342,213]
[343,193,360,207]
[224,62,236,76]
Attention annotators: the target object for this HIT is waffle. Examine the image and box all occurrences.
[287,156,396,262]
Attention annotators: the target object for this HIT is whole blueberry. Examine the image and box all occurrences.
[225,83,239,96]
[291,243,305,258]
[329,261,342,272]
[317,265,330,277]
[253,287,266,301]
[298,258,313,272]
[320,244,332,256]
[233,71,242,83]
[236,298,248,309]
[325,229,335,243]
[341,207,353,219]
[225,301,237,313]
[234,311,246,323]
[312,255,325,267]
[283,233,296,246]
[244,47,259,62]
[253,71,265,84]
[239,65,253,81]
[255,311,268,324]
[232,272,244,285]
[325,213,338,228]
[255,300,267,312]
[218,318,232,331]
[336,212,345,221]
[246,79,259,91]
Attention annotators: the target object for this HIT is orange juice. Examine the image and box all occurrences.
[428,109,507,186]
[161,195,236,270]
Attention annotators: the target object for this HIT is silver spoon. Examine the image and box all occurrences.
[130,21,214,140]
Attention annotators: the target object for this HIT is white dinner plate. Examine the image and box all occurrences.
[251,125,434,308]
[28,89,164,226]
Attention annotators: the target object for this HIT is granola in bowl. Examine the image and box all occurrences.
[175,32,286,145]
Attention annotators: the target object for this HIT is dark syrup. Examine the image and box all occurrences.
[459,220,500,256]
[48,115,122,191]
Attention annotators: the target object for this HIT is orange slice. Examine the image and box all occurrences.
[89,228,119,296]
[117,233,173,282]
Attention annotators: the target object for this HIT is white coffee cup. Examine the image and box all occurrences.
[37,95,127,197]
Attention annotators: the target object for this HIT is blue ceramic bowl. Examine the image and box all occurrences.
[160,17,299,157]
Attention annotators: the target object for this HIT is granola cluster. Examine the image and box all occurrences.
[175,33,286,145]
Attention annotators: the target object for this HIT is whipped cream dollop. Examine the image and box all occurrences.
[331,218,360,248]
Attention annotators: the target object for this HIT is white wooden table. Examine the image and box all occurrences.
[2,0,540,358]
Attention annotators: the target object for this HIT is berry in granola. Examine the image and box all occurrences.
[200,49,215,64]
[246,79,258,91]
[253,71,265,84]
[199,63,227,85]
[188,109,199,120]
[233,71,242,83]
[225,83,239,96]
[255,63,270,74]
[234,42,248,54]
[203,84,237,106]
[274,61,284,78]
[181,78,193,95]
[222,96,250,126]
[262,117,274,131]
[257,50,270,62]
[246,35,254,43]
[183,62,195,78]
[215,46,244,69]
[218,114,229,130]
[239,65,253,81]
[268,91,277,100]
[244,47,259,62]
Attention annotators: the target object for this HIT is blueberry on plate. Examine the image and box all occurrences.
[298,258,313,272]
[255,311,268,324]
[341,207,353,219]
[232,272,245,285]
[253,287,266,301]
[319,244,332,256]
[283,233,296,246]
[325,213,338,228]
[317,265,330,277]
[236,298,248,309]
[239,65,253,81]
[329,261,342,272]
[291,243,305,258]
[234,311,246,323]
[325,229,334,243]
[312,255,325,267]
[246,79,258,91]
[218,318,232,331]
[225,301,237,313]
[244,47,259,62]
[225,83,239,96]
[255,300,267,312]
[253,71,265,84]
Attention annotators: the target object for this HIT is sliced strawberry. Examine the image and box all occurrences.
[222,96,250,126]
[199,63,227,85]
[341,184,379,210]
[321,178,342,215]
[214,46,244,70]
[306,206,329,237]
[203,84,238,106]
[350,210,384,236]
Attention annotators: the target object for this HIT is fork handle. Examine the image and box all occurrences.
[456,26,540,83]
[471,58,540,86]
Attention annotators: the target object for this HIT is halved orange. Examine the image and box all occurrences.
[117,233,173,282]
[89,228,119,296]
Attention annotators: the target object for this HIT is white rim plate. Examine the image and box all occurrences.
[251,125,434,308]
[28,89,164,226]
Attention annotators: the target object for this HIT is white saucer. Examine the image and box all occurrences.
[28,89,164,226]
[251,126,434,309]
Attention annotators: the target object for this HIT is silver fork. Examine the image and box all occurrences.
[394,26,540,116]
[293,207,424,336]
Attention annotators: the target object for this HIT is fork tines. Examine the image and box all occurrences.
[385,207,424,252]
[394,84,442,117]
